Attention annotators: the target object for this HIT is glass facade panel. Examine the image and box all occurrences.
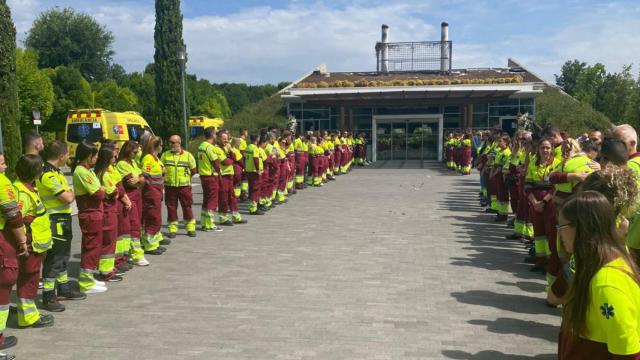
[473,103,488,113]
[489,116,501,128]
[444,105,461,114]
[489,106,519,117]
[491,99,519,106]
[472,113,489,128]
[443,114,461,129]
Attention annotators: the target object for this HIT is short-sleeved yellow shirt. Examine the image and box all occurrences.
[73,165,102,196]
[583,257,640,355]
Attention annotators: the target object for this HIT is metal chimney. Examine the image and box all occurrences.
[381,24,389,73]
[440,22,450,72]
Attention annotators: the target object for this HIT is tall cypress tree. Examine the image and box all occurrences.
[0,1,22,171]
[154,0,185,139]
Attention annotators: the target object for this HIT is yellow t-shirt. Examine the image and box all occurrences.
[583,257,640,355]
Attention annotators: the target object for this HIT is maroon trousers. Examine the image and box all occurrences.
[269,160,279,194]
[495,172,510,208]
[17,225,40,300]
[101,209,117,275]
[529,189,553,267]
[278,160,288,192]
[116,199,131,268]
[544,201,561,277]
[79,211,103,271]
[0,231,17,343]
[311,156,320,178]
[261,165,271,199]
[201,175,220,212]
[165,186,194,222]
[247,172,261,202]
[142,184,163,235]
[218,175,234,213]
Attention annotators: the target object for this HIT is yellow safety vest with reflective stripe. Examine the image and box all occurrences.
[14,181,52,253]
[213,145,234,176]
[36,162,72,215]
[554,155,595,193]
[161,150,196,187]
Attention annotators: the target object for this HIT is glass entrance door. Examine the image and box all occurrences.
[375,118,441,161]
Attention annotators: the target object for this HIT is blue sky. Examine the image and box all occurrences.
[8,0,640,84]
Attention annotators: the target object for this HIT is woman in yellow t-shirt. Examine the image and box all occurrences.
[140,136,165,256]
[558,191,640,359]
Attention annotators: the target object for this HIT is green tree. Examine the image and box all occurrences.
[594,65,637,123]
[92,80,138,111]
[536,87,612,135]
[25,7,114,82]
[555,60,587,96]
[229,95,288,132]
[195,93,231,119]
[573,63,606,106]
[0,1,22,170]
[43,66,92,133]
[154,0,184,138]
[118,64,156,122]
[16,48,54,132]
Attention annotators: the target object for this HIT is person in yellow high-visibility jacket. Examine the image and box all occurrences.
[14,155,55,328]
[161,135,197,238]
[197,127,222,232]
[0,152,28,353]
[237,129,249,201]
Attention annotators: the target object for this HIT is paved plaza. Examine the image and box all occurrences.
[12,163,558,359]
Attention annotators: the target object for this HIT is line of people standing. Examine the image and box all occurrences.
[456,125,640,359]
[0,127,369,358]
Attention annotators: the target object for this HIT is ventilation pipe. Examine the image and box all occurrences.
[381,24,389,73]
[440,22,450,72]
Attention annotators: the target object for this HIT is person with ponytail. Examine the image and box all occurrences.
[558,191,640,359]
[140,136,166,255]
[72,141,106,294]
[95,142,131,282]
[116,141,148,267]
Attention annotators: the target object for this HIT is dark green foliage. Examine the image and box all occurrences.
[25,8,114,82]
[555,60,640,129]
[153,0,184,139]
[0,1,22,170]
[228,95,288,132]
[536,87,612,135]
[16,48,54,132]
[43,66,92,133]
[92,80,138,111]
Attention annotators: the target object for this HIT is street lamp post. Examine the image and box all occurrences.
[178,44,188,145]
[32,108,41,134]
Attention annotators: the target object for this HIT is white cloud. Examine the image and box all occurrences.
[7,0,640,84]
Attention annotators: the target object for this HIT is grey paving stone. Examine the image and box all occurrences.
[9,163,558,359]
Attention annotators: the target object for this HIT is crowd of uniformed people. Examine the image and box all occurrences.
[447,124,640,359]
[0,127,369,358]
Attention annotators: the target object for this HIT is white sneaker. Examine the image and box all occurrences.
[82,285,107,294]
[94,280,106,287]
[131,258,150,267]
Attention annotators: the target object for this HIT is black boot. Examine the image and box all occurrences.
[41,291,66,312]
[19,314,54,329]
[57,282,86,301]
[0,335,17,350]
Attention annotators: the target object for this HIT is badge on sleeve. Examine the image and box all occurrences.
[600,303,615,319]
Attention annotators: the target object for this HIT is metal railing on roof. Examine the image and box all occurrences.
[376,41,452,73]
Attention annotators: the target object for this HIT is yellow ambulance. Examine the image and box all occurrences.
[65,108,153,161]
[187,116,224,153]
[188,116,224,137]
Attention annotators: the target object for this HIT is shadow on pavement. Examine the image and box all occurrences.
[442,350,556,360]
